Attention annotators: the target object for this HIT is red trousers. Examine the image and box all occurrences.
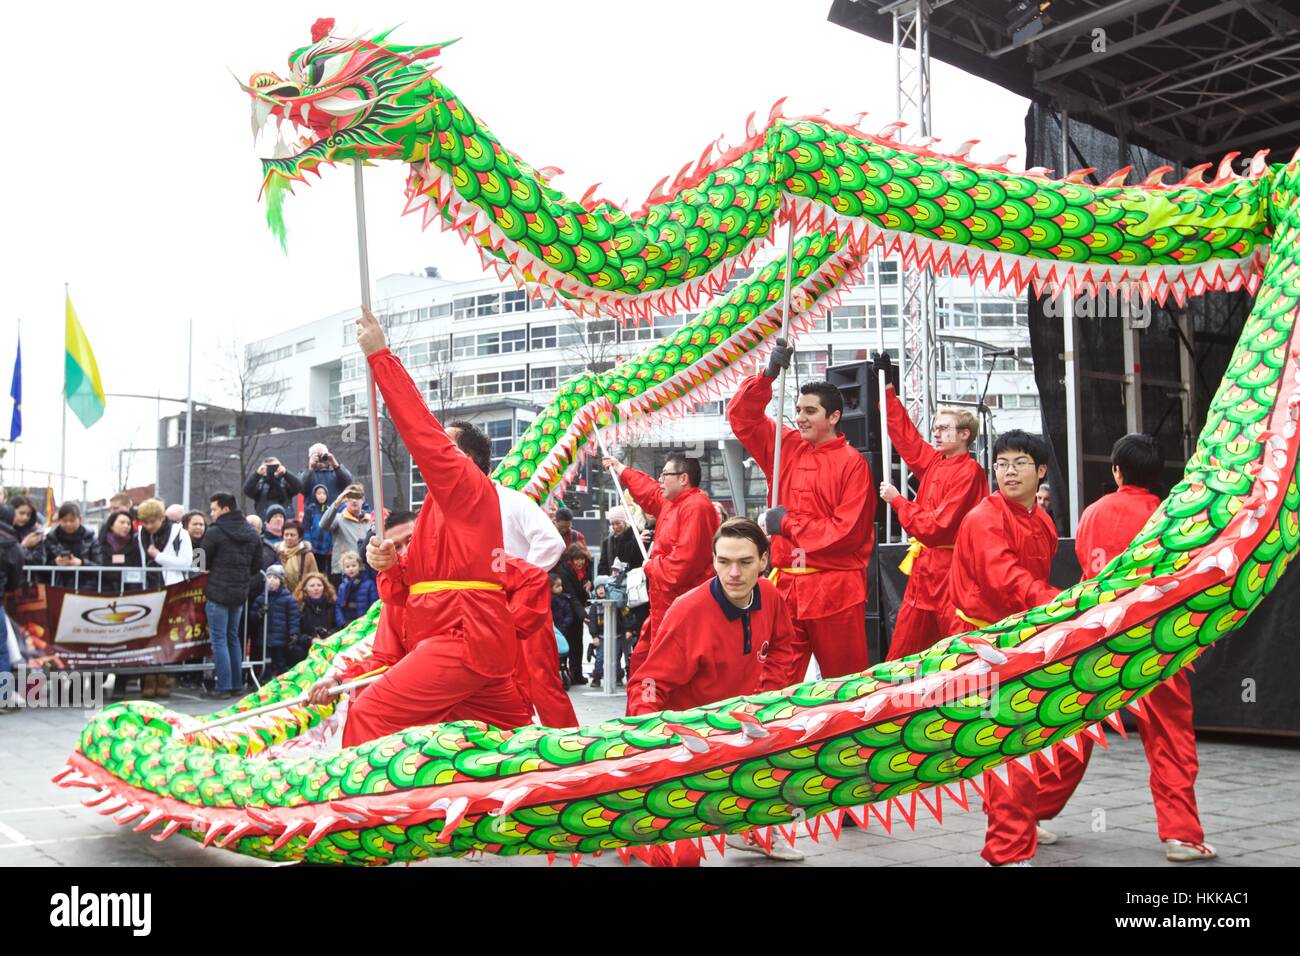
[342,638,533,748]
[786,603,868,683]
[643,842,704,867]
[887,602,948,660]
[982,671,1204,863]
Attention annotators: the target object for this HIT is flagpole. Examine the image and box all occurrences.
[353,160,385,543]
[61,284,68,502]
[182,317,194,509]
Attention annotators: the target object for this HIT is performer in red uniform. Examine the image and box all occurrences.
[629,517,800,865]
[308,310,531,746]
[727,339,875,683]
[602,451,719,679]
[944,430,1061,866]
[1033,434,1215,862]
[870,353,987,660]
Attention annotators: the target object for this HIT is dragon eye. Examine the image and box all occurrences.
[308,53,348,88]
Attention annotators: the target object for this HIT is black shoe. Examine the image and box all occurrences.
[201,687,226,700]
[571,676,588,686]
[224,689,241,699]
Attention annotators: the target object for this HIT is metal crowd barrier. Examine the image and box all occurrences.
[14,566,269,690]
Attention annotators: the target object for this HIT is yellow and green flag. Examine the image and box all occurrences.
[65,293,106,428]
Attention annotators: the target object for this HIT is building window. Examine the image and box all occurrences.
[452,335,476,360]
[502,289,529,313]
[431,302,452,319]
[531,324,557,350]
[875,260,899,285]
[249,344,293,369]
[587,319,618,345]
[832,346,869,364]
[501,328,527,353]
[341,356,366,383]
[980,301,1015,327]
[453,297,476,321]
[653,314,684,339]
[452,374,476,399]
[794,350,828,380]
[501,368,527,393]
[830,305,866,332]
[530,365,557,391]
[296,338,315,353]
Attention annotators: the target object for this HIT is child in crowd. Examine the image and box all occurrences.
[252,564,302,678]
[303,484,333,559]
[294,572,338,645]
[334,550,378,627]
[549,573,575,654]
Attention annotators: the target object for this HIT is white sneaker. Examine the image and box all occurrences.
[725,833,805,862]
[1036,825,1059,845]
[1165,839,1216,862]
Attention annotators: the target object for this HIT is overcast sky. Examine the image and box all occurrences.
[2,1,1029,503]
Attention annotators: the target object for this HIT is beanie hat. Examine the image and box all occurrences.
[265,564,286,582]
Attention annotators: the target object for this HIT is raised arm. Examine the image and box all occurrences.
[726,373,781,475]
[884,385,939,475]
[618,466,668,518]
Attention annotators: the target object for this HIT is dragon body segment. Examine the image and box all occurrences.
[55,28,1299,865]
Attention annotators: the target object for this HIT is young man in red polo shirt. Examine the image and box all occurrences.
[1034,433,1215,862]
[629,517,798,864]
[871,352,988,660]
[946,429,1061,866]
[727,338,875,684]
[602,452,719,679]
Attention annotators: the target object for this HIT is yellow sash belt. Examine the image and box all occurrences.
[767,566,821,583]
[898,541,954,576]
[954,607,992,629]
[409,580,504,595]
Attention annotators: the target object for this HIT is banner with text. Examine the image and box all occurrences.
[5,576,211,669]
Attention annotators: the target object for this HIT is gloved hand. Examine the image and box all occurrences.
[764,338,794,379]
[870,350,894,380]
[760,505,787,537]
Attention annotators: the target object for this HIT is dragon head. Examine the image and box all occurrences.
[240,19,455,248]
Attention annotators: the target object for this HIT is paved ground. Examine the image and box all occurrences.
[3,682,1298,867]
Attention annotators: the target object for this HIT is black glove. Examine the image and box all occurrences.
[870,350,894,380]
[764,338,794,379]
[761,505,787,537]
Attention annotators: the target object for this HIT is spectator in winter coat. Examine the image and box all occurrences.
[554,541,592,684]
[298,444,354,502]
[97,511,144,593]
[252,564,302,678]
[319,484,372,580]
[34,503,101,589]
[262,504,288,548]
[200,494,264,698]
[9,494,44,560]
[302,484,333,560]
[244,513,280,601]
[294,572,337,644]
[183,511,207,547]
[242,456,302,519]
[552,508,586,551]
[550,573,576,636]
[0,504,28,596]
[334,551,378,627]
[134,498,194,589]
[276,520,318,593]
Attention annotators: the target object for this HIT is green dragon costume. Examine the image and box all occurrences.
[56,22,1295,865]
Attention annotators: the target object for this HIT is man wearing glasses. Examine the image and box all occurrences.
[727,338,876,684]
[946,429,1061,866]
[602,452,720,681]
[871,353,988,660]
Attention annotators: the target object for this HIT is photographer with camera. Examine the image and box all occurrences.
[242,456,301,520]
[298,443,354,503]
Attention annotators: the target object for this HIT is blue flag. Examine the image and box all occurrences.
[9,338,20,442]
